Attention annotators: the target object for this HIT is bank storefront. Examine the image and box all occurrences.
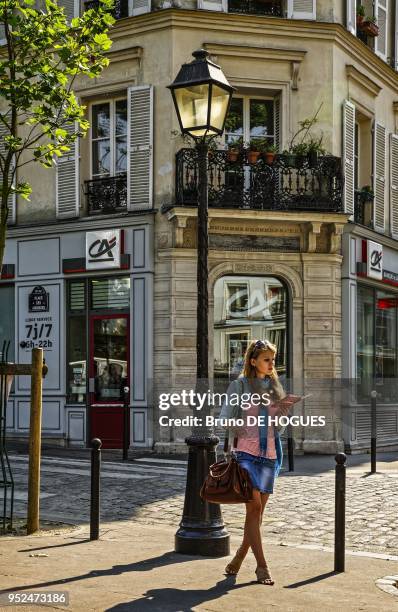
[342,229,398,451]
[1,218,154,448]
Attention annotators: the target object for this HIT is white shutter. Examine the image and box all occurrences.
[130,0,151,16]
[56,123,80,219]
[390,134,398,237]
[127,85,153,211]
[287,0,316,20]
[0,123,16,225]
[346,0,356,35]
[274,95,281,152]
[374,123,386,231]
[375,0,388,61]
[395,0,398,70]
[197,0,227,11]
[343,100,355,216]
[0,24,6,46]
[59,0,80,20]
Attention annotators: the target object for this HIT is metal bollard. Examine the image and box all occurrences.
[123,386,130,461]
[90,438,102,541]
[370,390,377,474]
[334,452,346,572]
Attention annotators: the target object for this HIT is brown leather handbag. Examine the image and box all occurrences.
[200,439,253,504]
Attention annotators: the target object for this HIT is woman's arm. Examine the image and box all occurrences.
[218,378,243,443]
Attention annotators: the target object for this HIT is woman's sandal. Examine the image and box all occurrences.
[255,563,274,585]
[224,546,246,575]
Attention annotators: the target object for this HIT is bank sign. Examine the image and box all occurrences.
[86,230,121,270]
[367,240,383,280]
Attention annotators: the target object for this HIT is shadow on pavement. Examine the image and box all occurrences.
[284,570,338,588]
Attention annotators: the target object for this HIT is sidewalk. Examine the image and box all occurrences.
[0,521,396,611]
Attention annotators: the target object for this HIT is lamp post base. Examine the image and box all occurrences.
[174,433,230,557]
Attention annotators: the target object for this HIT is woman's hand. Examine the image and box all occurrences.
[276,399,294,417]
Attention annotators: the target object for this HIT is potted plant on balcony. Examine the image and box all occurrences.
[307,136,326,168]
[264,142,278,165]
[247,139,262,164]
[207,139,218,161]
[356,4,365,27]
[227,138,243,162]
[358,15,379,37]
[358,185,374,201]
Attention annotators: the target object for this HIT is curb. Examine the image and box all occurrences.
[375,575,398,597]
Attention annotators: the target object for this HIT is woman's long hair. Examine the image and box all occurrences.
[240,339,285,400]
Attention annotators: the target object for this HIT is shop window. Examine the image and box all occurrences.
[214,275,287,381]
[357,285,398,402]
[91,278,130,310]
[0,285,15,362]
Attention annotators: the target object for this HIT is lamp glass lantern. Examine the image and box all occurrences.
[168,50,234,139]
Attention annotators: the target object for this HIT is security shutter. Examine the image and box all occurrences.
[127,85,153,211]
[287,0,316,20]
[131,0,151,16]
[56,123,80,219]
[0,123,16,225]
[343,100,355,216]
[197,0,226,11]
[390,134,398,237]
[59,0,79,20]
[346,0,356,35]
[375,0,388,61]
[374,123,386,231]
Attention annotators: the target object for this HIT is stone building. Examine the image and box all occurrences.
[1,0,398,453]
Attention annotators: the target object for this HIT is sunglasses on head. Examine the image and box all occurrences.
[252,339,272,351]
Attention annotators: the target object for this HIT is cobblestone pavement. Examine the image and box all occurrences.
[6,452,398,557]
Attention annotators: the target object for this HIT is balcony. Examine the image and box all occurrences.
[228,0,283,17]
[354,189,374,228]
[84,0,128,19]
[85,173,127,215]
[173,149,343,213]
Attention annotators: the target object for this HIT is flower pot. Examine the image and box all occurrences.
[247,150,260,164]
[356,15,364,26]
[295,155,306,169]
[285,153,297,167]
[227,150,239,162]
[359,21,379,37]
[307,150,318,168]
[265,152,276,165]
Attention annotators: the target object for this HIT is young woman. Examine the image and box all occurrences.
[219,339,293,585]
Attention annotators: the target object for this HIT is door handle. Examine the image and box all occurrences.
[89,378,95,393]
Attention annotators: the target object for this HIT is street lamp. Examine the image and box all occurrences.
[168,49,234,556]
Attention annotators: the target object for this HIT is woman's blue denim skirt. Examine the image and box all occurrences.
[233,450,278,494]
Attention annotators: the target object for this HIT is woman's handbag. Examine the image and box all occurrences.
[200,438,253,504]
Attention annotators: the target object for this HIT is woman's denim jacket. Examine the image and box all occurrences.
[218,376,286,477]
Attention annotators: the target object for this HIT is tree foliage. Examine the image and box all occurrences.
[0,0,115,267]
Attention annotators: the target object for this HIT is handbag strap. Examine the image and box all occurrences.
[223,378,243,451]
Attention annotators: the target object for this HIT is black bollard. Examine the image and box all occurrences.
[370,390,377,474]
[90,438,102,541]
[334,452,346,572]
[123,386,130,461]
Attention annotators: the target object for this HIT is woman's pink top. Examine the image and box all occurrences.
[232,401,278,459]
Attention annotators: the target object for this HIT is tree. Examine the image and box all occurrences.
[0,0,115,271]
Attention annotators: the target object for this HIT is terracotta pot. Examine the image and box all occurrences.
[247,150,260,164]
[356,15,364,26]
[359,21,379,37]
[265,152,276,165]
[227,150,239,162]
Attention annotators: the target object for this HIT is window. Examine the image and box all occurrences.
[224,97,279,149]
[91,99,127,179]
[357,285,398,402]
[214,275,288,381]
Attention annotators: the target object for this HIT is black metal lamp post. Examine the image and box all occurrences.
[168,49,234,556]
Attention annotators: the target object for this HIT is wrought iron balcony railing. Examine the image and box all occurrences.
[174,149,343,213]
[84,0,128,19]
[354,189,374,228]
[228,0,283,16]
[85,173,127,215]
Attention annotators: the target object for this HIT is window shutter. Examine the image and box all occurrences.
[346,0,356,35]
[395,0,398,70]
[0,123,16,225]
[274,95,281,152]
[374,123,386,231]
[343,100,355,216]
[390,134,398,237]
[56,124,80,219]
[375,0,388,60]
[287,0,316,20]
[127,85,153,212]
[130,0,151,16]
[0,24,6,45]
[197,0,227,11]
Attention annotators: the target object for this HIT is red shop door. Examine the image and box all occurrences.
[89,314,129,448]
